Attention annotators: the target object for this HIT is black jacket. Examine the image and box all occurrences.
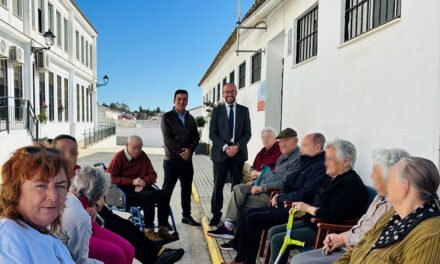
[312,169,368,224]
[161,110,200,160]
[277,151,327,206]
[209,103,251,162]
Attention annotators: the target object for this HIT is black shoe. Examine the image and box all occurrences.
[182,216,201,226]
[220,241,235,251]
[209,214,222,226]
[156,248,184,264]
[207,224,234,240]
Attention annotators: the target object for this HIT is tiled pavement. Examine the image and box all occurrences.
[192,155,268,264]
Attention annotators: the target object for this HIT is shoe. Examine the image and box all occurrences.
[182,216,201,226]
[207,224,234,240]
[145,230,164,242]
[156,248,184,264]
[220,241,235,251]
[158,228,179,241]
[209,214,222,226]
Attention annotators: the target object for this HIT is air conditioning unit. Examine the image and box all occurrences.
[36,51,50,72]
[0,37,9,59]
[9,46,24,65]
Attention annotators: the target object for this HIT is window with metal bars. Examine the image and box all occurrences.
[82,86,85,122]
[296,5,319,64]
[251,52,261,83]
[239,61,246,89]
[49,72,54,121]
[344,0,401,41]
[217,83,220,102]
[39,72,45,107]
[76,84,80,122]
[64,78,68,121]
[212,88,215,102]
[229,71,235,85]
[57,75,62,122]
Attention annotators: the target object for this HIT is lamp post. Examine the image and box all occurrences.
[96,75,109,88]
[31,30,56,109]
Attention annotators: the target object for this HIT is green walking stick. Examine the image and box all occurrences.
[274,208,306,264]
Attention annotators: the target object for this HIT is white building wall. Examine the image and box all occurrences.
[0,0,98,167]
[200,0,440,186]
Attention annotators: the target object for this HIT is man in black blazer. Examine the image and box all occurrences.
[161,89,201,226]
[209,83,251,226]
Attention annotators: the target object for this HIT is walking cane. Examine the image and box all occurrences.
[273,208,306,264]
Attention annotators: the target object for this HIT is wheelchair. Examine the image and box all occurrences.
[94,162,179,240]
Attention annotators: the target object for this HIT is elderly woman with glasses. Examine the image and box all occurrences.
[0,146,75,263]
[54,165,135,264]
[335,157,440,263]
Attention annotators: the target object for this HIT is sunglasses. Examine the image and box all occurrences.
[25,146,61,155]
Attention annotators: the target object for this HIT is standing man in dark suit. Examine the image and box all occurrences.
[161,89,201,226]
[209,83,252,226]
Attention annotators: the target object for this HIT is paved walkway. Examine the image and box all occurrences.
[78,138,211,264]
[78,136,270,263]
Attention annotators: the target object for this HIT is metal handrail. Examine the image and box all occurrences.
[83,125,116,148]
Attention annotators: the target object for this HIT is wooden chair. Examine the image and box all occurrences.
[258,190,280,258]
[263,185,378,263]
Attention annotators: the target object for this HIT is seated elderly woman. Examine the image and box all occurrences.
[54,166,135,264]
[0,145,74,263]
[226,139,369,264]
[53,134,185,264]
[335,157,440,263]
[287,148,409,264]
[249,127,282,177]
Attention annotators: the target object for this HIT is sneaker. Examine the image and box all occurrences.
[156,248,184,264]
[158,228,179,241]
[207,224,234,240]
[220,241,235,251]
[145,230,164,242]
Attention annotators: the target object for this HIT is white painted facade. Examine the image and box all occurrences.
[199,0,440,186]
[0,0,98,165]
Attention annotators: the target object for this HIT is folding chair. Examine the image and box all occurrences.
[94,162,179,238]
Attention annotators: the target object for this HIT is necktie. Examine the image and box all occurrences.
[228,104,234,141]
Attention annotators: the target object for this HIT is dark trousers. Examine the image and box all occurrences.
[119,185,169,228]
[162,159,194,217]
[99,206,161,263]
[232,207,292,264]
[211,157,244,216]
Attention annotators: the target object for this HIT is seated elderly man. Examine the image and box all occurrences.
[287,149,409,264]
[208,128,299,237]
[107,135,172,242]
[226,139,369,264]
[220,132,328,252]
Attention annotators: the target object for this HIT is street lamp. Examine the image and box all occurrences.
[31,30,56,53]
[96,75,109,88]
[30,30,56,113]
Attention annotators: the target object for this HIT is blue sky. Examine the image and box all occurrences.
[75,0,254,112]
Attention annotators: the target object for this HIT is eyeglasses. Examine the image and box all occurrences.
[224,90,237,95]
[25,146,61,155]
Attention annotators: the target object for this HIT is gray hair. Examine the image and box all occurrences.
[127,135,143,145]
[372,148,410,179]
[325,138,357,168]
[311,133,326,150]
[397,157,440,202]
[261,127,278,139]
[70,166,111,202]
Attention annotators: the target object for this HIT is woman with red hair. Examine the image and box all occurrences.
[0,145,75,263]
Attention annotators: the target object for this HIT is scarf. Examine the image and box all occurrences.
[372,199,440,250]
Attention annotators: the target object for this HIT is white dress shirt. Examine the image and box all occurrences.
[223,102,237,151]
